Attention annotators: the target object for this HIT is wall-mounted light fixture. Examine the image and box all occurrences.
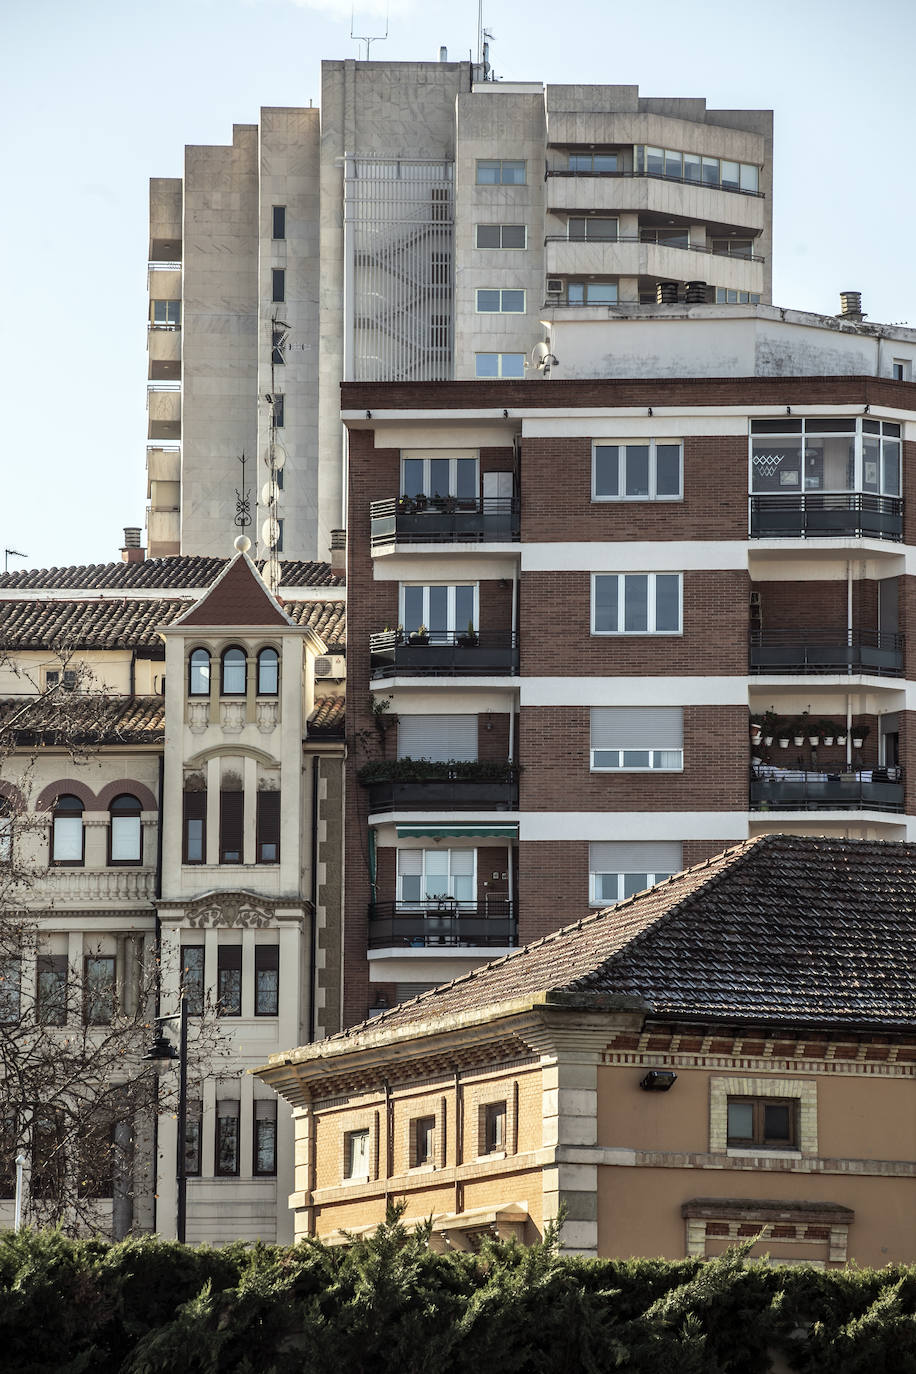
[639,1069,678,1092]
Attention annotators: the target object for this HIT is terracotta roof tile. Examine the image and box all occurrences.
[0,556,342,592]
[287,601,346,648]
[347,836,916,1037]
[0,694,165,745]
[0,598,189,650]
[308,695,345,735]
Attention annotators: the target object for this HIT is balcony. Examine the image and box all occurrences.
[369,630,519,678]
[370,496,520,548]
[749,630,904,677]
[750,765,904,813]
[544,237,765,295]
[358,760,518,813]
[749,493,903,541]
[545,174,766,233]
[21,868,157,905]
[368,901,517,949]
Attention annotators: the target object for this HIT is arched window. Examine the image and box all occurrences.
[257,647,279,696]
[188,648,211,697]
[51,794,84,866]
[221,647,247,696]
[108,794,142,865]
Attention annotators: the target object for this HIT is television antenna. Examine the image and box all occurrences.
[4,549,28,573]
[351,5,388,60]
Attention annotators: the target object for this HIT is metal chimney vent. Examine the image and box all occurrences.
[839,291,864,319]
[656,281,678,305]
[685,280,708,304]
[123,527,142,547]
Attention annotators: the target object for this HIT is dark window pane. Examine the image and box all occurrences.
[655,575,681,632]
[624,445,650,497]
[181,946,205,1016]
[272,268,285,303]
[219,791,244,865]
[594,445,619,497]
[254,945,279,1015]
[256,792,280,865]
[85,957,115,1024]
[254,1115,277,1175]
[217,946,242,1016]
[185,1111,202,1176]
[0,959,20,1023]
[216,1109,240,1175]
[501,224,526,247]
[476,224,500,247]
[593,575,618,632]
[272,205,286,239]
[624,575,648,632]
[727,1101,754,1140]
[656,445,681,496]
[37,955,67,1025]
[402,458,424,496]
[764,1103,791,1140]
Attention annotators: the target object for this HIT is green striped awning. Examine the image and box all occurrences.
[396,824,518,839]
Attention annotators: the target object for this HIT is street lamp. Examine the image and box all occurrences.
[13,1152,27,1232]
[143,997,188,1243]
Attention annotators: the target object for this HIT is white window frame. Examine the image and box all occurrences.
[590,706,683,772]
[397,848,477,909]
[716,288,761,305]
[475,224,527,249]
[591,748,683,772]
[475,288,526,314]
[476,159,526,186]
[475,353,525,378]
[345,1128,371,1180]
[591,573,683,636]
[400,453,479,500]
[590,870,675,906]
[592,440,683,502]
[749,417,902,497]
[399,584,478,637]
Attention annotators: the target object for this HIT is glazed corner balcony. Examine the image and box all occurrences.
[368,900,517,949]
[750,764,904,813]
[358,759,519,812]
[749,493,903,541]
[370,496,520,548]
[369,629,519,678]
[749,629,904,677]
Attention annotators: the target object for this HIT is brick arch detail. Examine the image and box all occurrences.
[96,779,158,811]
[34,778,98,812]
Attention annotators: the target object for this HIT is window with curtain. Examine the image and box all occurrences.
[51,794,84,865]
[108,794,142,864]
[220,647,247,696]
[188,648,211,696]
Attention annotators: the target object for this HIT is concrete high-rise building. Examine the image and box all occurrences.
[145,61,772,563]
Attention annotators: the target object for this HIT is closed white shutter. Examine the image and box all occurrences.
[589,841,683,873]
[590,707,683,749]
[398,714,478,761]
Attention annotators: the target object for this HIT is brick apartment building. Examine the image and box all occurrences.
[339,301,916,1027]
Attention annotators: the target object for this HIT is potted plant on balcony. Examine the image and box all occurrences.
[408,624,430,645]
[851,723,870,749]
[750,715,763,746]
[457,618,478,648]
[413,492,428,512]
[762,710,778,747]
[836,728,847,745]
[820,719,836,747]
[792,715,806,747]
[396,495,415,514]
[777,717,791,748]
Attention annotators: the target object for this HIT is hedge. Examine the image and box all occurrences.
[0,1213,914,1374]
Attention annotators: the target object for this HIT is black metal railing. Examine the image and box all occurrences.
[370,630,519,678]
[543,234,765,262]
[370,496,520,547]
[749,493,903,541]
[364,772,519,813]
[750,765,904,813]
[544,167,764,198]
[749,629,904,677]
[368,901,517,949]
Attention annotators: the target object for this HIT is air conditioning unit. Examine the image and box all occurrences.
[546,278,563,296]
[314,654,346,680]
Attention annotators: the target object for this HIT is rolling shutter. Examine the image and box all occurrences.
[397,714,478,762]
[590,707,683,749]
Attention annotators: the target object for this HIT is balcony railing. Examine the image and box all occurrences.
[749,493,903,541]
[749,629,904,677]
[363,772,519,813]
[370,496,520,547]
[543,234,765,262]
[370,630,519,678]
[368,900,517,948]
[544,167,764,198]
[750,765,904,813]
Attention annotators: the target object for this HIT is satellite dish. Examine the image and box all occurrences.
[261,518,280,548]
[269,443,287,472]
[261,481,279,505]
[263,557,281,589]
[530,341,550,367]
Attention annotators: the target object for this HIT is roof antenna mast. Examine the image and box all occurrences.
[351,4,388,60]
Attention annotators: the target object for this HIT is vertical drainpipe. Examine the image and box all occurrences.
[309,755,319,1044]
[151,750,165,1237]
[847,561,854,768]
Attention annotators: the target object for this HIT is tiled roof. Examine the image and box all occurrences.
[177,555,292,628]
[0,694,165,744]
[0,598,189,650]
[308,695,345,735]
[287,600,346,648]
[350,836,916,1036]
[0,556,342,592]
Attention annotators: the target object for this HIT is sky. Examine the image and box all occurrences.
[1,0,914,573]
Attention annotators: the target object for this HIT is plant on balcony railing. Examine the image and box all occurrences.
[357,757,518,784]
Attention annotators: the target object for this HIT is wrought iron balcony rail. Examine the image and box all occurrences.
[749,629,904,677]
[368,901,517,949]
[750,765,903,814]
[749,493,903,541]
[544,167,764,198]
[363,771,519,813]
[369,629,519,678]
[543,234,765,262]
[370,496,520,546]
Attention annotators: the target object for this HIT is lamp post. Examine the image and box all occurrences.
[13,1152,27,1232]
[143,997,188,1243]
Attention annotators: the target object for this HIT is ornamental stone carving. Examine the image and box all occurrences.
[256,700,279,733]
[188,701,210,734]
[184,895,274,929]
[220,701,246,734]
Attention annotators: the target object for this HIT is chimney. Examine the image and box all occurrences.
[439,45,448,61]
[330,528,346,576]
[121,527,145,563]
[838,290,864,321]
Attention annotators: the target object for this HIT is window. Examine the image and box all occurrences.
[345,1128,370,1179]
[275,518,284,554]
[590,707,683,772]
[892,359,911,382]
[715,288,761,304]
[475,352,525,378]
[400,583,476,639]
[567,217,617,241]
[589,842,682,906]
[51,794,84,866]
[46,669,77,691]
[181,945,205,1016]
[397,848,475,907]
[710,238,754,258]
[0,804,12,864]
[413,1115,435,1167]
[185,1100,202,1176]
[567,281,618,305]
[593,440,682,500]
[219,790,243,864]
[271,393,284,427]
[727,1097,798,1149]
[400,452,478,502]
[183,789,206,864]
[635,145,758,193]
[568,152,618,174]
[397,714,477,763]
[152,300,181,326]
[476,224,527,249]
[254,944,279,1015]
[215,1100,240,1175]
[78,1117,114,1197]
[84,955,115,1024]
[254,1100,277,1175]
[271,328,286,365]
[272,205,286,239]
[108,794,142,865]
[256,791,280,864]
[220,647,247,695]
[257,647,279,695]
[217,946,242,1016]
[592,573,682,634]
[36,955,67,1025]
[640,226,690,249]
[271,268,285,303]
[749,417,901,496]
[0,959,20,1023]
[483,1102,506,1154]
[188,648,211,696]
[31,1112,66,1199]
[476,159,526,185]
[476,288,525,314]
